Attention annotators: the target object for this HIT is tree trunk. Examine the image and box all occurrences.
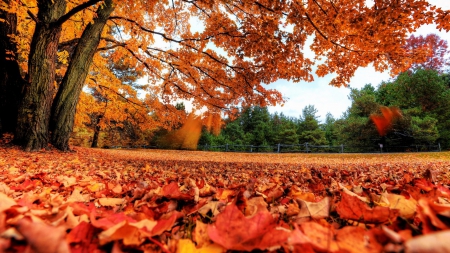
[91,115,103,148]
[14,0,66,151]
[50,0,114,151]
[0,0,25,134]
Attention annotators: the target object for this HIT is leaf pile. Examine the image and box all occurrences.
[1,142,450,252]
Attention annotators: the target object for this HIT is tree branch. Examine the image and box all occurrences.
[55,0,103,27]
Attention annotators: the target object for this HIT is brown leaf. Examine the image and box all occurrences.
[296,197,330,219]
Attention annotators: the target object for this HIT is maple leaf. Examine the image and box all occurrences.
[207,204,290,251]
[162,182,194,201]
[336,191,399,224]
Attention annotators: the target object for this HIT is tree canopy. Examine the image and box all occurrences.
[1,0,449,151]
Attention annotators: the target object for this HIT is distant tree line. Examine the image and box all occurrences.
[198,69,450,151]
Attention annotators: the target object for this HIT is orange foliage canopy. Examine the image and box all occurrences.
[370,106,402,136]
[6,0,449,117]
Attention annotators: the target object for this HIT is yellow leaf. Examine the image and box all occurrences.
[177,239,225,253]
[98,197,125,206]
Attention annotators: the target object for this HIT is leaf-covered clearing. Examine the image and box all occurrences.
[1,140,450,252]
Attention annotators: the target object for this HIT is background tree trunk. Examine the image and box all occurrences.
[0,0,25,134]
[91,115,103,148]
[50,0,114,151]
[14,0,66,151]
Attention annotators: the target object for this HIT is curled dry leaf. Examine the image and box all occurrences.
[296,197,330,220]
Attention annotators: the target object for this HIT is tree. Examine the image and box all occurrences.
[322,113,337,146]
[335,85,380,148]
[376,69,450,148]
[1,0,446,151]
[404,34,450,72]
[297,105,326,145]
[0,0,25,134]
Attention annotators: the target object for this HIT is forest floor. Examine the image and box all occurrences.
[0,138,450,252]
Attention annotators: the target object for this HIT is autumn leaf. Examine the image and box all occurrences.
[336,191,399,223]
[370,106,402,136]
[300,221,339,252]
[404,230,450,253]
[335,226,383,253]
[98,219,158,246]
[296,197,330,220]
[207,204,290,251]
[162,182,194,201]
[177,239,225,253]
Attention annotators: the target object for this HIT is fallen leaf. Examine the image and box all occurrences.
[177,239,225,253]
[296,197,330,219]
[335,226,383,253]
[245,196,269,216]
[300,221,339,252]
[404,230,450,253]
[337,191,399,223]
[98,197,125,207]
[207,204,290,251]
[383,193,417,219]
[193,220,210,248]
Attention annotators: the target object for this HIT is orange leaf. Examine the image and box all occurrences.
[336,191,399,223]
[207,204,290,251]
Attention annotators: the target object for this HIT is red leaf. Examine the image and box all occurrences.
[162,182,193,200]
[414,178,434,192]
[151,211,179,236]
[67,221,99,253]
[336,192,399,223]
[207,204,290,251]
[91,212,136,230]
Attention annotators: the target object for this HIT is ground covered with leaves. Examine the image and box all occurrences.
[1,140,450,252]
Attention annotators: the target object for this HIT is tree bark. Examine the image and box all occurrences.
[0,0,25,134]
[14,0,66,151]
[91,115,103,148]
[50,0,114,151]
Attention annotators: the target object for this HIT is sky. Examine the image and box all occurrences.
[267,0,450,122]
